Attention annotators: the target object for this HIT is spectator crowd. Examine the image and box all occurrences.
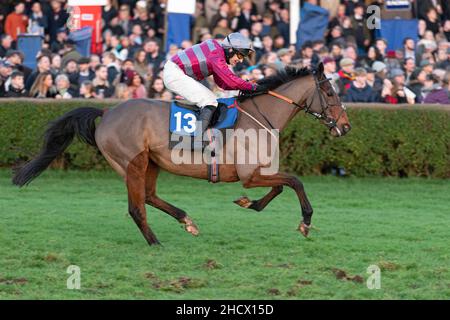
[0,0,449,104]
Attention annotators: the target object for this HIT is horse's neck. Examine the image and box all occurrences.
[242,76,313,131]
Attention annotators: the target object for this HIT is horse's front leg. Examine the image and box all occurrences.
[241,171,314,237]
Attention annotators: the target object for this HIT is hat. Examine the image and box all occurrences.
[65,58,77,66]
[5,49,23,59]
[354,67,367,76]
[277,48,290,58]
[322,56,335,65]
[0,60,13,68]
[78,57,90,65]
[339,58,354,68]
[386,50,396,59]
[391,68,405,78]
[420,59,432,67]
[372,61,387,73]
[125,69,139,86]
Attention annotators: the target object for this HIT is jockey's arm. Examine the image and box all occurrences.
[210,54,257,91]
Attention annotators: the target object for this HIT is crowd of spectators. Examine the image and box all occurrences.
[0,0,449,104]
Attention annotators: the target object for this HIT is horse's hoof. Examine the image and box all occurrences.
[298,222,311,238]
[233,196,253,208]
[182,217,199,236]
[185,223,199,236]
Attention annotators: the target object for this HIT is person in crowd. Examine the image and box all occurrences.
[0,34,13,58]
[92,64,114,98]
[55,74,75,99]
[29,71,56,98]
[26,54,51,91]
[0,59,13,97]
[337,58,355,96]
[5,49,31,82]
[126,69,147,99]
[344,68,377,103]
[4,2,28,42]
[407,68,427,103]
[148,76,165,99]
[114,82,130,99]
[50,54,62,76]
[323,56,340,95]
[423,73,450,104]
[102,51,120,86]
[79,80,95,99]
[77,57,95,86]
[28,1,47,36]
[4,70,27,97]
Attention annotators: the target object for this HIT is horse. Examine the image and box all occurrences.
[12,63,351,246]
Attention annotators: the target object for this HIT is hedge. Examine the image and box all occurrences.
[1,99,449,178]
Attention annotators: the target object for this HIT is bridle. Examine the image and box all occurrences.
[304,71,347,135]
[245,71,347,136]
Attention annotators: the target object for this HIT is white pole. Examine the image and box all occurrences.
[290,0,300,45]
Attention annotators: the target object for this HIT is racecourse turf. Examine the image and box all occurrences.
[0,169,449,299]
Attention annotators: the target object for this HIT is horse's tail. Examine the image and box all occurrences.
[12,107,104,187]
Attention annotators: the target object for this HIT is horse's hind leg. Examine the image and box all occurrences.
[241,171,313,237]
[234,186,284,212]
[127,151,160,245]
[145,160,199,236]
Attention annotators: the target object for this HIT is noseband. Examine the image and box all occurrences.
[301,72,346,133]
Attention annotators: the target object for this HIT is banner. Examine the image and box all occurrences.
[166,0,195,51]
[166,13,192,51]
[296,2,329,49]
[377,19,418,51]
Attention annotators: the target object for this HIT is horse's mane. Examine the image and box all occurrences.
[237,66,312,101]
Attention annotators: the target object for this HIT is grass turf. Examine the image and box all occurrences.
[0,169,449,299]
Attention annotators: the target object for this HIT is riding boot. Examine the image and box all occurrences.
[196,105,216,136]
[193,105,216,150]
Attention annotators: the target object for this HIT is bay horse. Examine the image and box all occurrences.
[12,63,351,246]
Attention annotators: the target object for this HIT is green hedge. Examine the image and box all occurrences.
[1,99,449,178]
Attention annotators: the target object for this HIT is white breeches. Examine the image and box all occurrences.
[163,60,218,108]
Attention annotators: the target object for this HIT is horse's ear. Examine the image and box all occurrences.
[318,62,324,74]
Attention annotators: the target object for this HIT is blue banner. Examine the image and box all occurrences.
[377,19,418,51]
[296,2,329,49]
[166,13,192,51]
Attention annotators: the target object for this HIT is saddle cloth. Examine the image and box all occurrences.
[169,97,238,136]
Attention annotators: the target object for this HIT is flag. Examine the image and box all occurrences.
[296,2,329,49]
[166,0,196,51]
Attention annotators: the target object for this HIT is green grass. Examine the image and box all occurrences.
[0,169,449,299]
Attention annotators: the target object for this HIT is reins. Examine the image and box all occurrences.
[236,73,346,137]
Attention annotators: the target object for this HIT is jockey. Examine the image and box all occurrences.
[163,32,257,135]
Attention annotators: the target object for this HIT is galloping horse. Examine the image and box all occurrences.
[12,63,351,246]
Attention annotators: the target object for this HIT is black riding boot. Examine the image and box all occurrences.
[196,105,216,137]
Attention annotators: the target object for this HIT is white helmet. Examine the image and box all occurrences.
[221,32,255,57]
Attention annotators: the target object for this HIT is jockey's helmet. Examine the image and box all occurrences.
[221,32,255,61]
